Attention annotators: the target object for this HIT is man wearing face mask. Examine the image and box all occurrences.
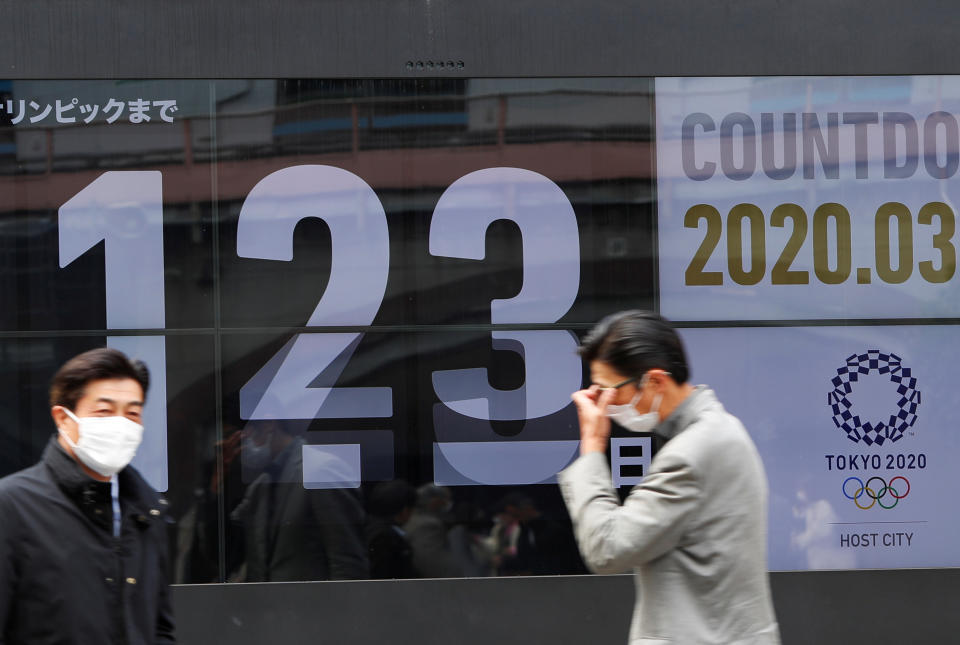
[558,311,780,645]
[0,348,175,644]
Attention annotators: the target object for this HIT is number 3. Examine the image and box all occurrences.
[430,168,583,485]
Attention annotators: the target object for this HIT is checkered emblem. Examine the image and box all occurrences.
[828,351,920,446]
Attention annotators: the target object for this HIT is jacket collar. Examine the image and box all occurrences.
[41,435,155,517]
[653,385,720,441]
[43,435,112,499]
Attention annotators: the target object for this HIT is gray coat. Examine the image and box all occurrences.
[559,387,780,644]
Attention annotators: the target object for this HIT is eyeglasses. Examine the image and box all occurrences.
[595,377,638,393]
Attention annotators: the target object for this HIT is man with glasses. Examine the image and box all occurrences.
[559,311,780,644]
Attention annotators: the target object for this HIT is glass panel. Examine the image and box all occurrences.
[10,75,954,579]
[0,80,219,583]
[208,78,653,581]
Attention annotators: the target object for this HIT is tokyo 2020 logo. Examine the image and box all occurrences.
[828,350,921,446]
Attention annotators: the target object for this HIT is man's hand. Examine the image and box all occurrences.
[571,385,615,456]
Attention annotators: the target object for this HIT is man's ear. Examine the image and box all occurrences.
[650,370,671,389]
[51,406,70,430]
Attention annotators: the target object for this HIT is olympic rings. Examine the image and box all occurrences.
[841,476,910,510]
[888,476,910,498]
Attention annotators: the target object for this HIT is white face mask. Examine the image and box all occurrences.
[58,408,144,477]
[242,435,273,472]
[605,375,663,433]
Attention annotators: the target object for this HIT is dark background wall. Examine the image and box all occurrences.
[3,1,959,643]
[1,0,957,78]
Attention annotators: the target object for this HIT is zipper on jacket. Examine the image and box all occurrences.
[114,536,130,645]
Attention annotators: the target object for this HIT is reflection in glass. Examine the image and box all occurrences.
[1,77,655,583]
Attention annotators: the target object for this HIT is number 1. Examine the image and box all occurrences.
[59,171,169,491]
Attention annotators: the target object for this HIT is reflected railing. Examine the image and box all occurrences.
[0,89,653,176]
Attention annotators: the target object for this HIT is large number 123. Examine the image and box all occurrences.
[58,166,584,488]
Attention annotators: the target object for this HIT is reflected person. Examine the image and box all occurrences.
[486,493,539,576]
[230,418,369,581]
[559,311,780,644]
[486,492,582,576]
[404,484,465,578]
[365,480,418,579]
[0,348,175,643]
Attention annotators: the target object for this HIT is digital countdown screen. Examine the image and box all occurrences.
[0,77,954,581]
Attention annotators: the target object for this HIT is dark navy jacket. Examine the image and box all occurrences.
[0,437,175,644]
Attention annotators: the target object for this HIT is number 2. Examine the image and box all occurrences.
[684,204,723,285]
[237,166,392,421]
[770,203,810,285]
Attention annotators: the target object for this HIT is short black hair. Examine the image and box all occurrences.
[49,348,150,410]
[578,310,690,384]
[368,480,417,518]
